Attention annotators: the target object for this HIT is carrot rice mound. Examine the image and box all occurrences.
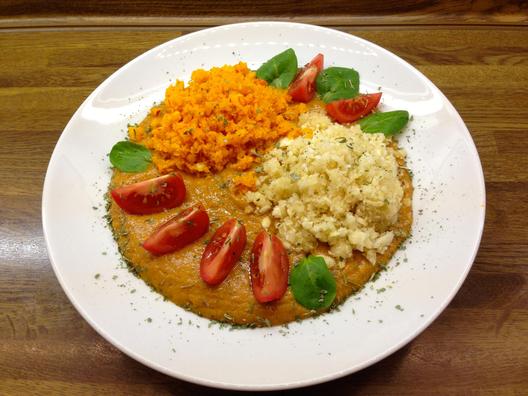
[129,62,307,174]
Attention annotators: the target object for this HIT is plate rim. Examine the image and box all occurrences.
[42,20,486,390]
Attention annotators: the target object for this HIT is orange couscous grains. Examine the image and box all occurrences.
[129,62,307,175]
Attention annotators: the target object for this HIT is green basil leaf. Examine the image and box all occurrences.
[290,256,337,310]
[109,141,152,172]
[359,110,410,136]
[256,48,298,89]
[316,67,360,103]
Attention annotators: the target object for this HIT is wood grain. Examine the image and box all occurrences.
[0,0,527,29]
[0,17,527,396]
[2,0,522,17]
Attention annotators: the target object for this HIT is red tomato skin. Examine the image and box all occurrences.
[250,231,290,303]
[142,205,209,256]
[200,219,247,286]
[288,66,318,103]
[110,174,186,215]
[309,53,324,71]
[325,93,382,124]
[288,53,324,103]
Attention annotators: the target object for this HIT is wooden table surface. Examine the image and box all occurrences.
[1,1,527,394]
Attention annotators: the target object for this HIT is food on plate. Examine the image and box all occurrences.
[325,93,382,124]
[110,174,186,215]
[109,140,152,173]
[249,230,290,303]
[128,62,306,175]
[290,256,337,310]
[316,66,360,103]
[200,219,247,286]
[288,53,324,103]
[142,205,209,256]
[256,48,298,89]
[245,108,406,264]
[107,48,413,326]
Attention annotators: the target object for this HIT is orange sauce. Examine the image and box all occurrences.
[108,166,412,326]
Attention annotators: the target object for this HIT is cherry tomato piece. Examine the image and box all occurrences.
[288,53,324,103]
[143,205,209,256]
[110,174,186,215]
[325,92,382,124]
[250,231,290,303]
[200,219,247,286]
[308,53,324,71]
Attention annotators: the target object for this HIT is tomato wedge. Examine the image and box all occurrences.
[200,219,247,286]
[250,231,290,303]
[110,174,186,215]
[143,205,209,256]
[288,53,324,103]
[308,53,324,71]
[326,92,382,124]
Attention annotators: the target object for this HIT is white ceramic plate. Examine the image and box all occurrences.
[42,22,485,390]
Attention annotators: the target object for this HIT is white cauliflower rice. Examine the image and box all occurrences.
[246,108,405,264]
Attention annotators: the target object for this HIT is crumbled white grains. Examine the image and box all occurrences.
[246,109,404,264]
[261,216,271,229]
